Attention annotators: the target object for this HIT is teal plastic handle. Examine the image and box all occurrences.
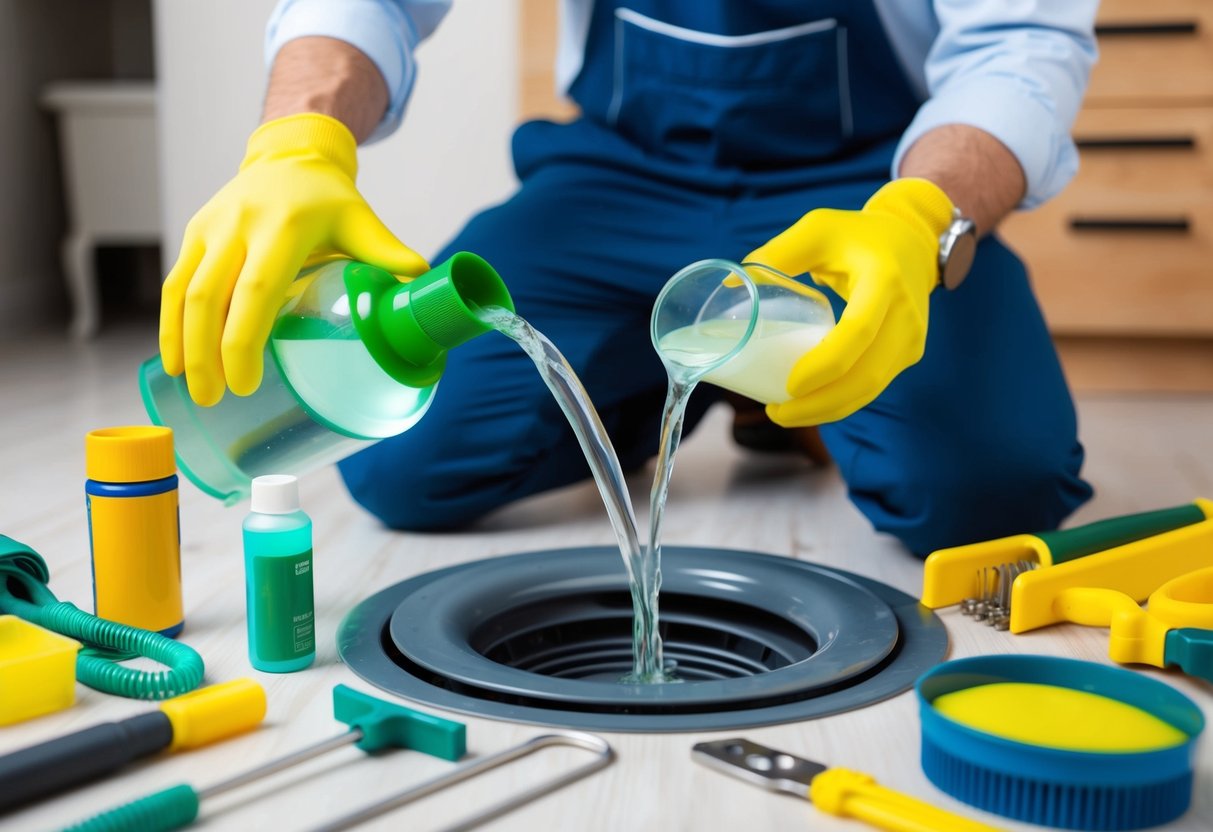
[62,784,200,832]
[1035,503,1207,564]
[332,684,466,759]
[1165,629,1213,682]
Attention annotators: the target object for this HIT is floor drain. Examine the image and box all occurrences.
[339,546,947,732]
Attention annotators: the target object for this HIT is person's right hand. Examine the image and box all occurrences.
[160,113,429,406]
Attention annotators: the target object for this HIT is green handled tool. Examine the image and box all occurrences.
[63,685,466,832]
[0,679,265,814]
[920,499,1213,610]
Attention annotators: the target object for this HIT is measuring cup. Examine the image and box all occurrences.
[650,259,835,404]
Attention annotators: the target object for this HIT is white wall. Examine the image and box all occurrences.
[153,0,520,266]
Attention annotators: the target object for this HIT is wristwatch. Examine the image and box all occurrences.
[938,208,977,290]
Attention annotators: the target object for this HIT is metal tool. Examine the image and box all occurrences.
[920,499,1212,611]
[63,685,465,832]
[961,559,1035,630]
[692,738,1003,832]
[0,679,265,813]
[312,730,614,832]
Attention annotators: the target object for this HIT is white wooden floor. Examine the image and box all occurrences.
[2,325,1212,832]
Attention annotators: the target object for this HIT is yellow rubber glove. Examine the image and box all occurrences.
[160,113,429,406]
[744,178,956,427]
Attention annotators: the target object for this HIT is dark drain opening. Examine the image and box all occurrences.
[468,591,819,681]
[378,622,904,716]
[341,547,948,731]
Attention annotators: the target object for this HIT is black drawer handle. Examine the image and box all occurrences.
[1075,136,1196,150]
[1069,217,1191,233]
[1095,22,1199,36]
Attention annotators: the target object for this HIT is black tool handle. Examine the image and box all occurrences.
[0,712,172,813]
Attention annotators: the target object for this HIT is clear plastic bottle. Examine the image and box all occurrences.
[141,253,513,504]
[243,475,314,673]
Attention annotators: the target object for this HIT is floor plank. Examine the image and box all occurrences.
[1,325,1211,831]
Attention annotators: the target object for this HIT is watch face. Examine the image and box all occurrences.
[941,221,977,290]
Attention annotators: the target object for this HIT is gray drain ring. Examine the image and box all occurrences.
[338,546,948,732]
[391,549,898,707]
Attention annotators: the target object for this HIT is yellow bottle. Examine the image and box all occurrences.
[85,426,183,635]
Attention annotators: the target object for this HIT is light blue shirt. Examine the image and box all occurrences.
[266,0,1098,208]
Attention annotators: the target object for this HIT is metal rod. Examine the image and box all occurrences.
[310,730,613,832]
[196,729,363,800]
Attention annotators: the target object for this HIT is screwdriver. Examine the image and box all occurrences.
[0,678,265,813]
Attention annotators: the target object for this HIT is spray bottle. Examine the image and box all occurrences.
[243,475,314,673]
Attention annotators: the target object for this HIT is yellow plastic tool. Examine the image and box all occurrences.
[1053,565,1213,679]
[921,499,1213,609]
[692,738,1005,832]
[0,678,266,814]
[160,678,268,751]
[1009,517,1213,633]
[0,614,81,725]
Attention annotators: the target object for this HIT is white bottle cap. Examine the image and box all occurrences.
[250,475,301,514]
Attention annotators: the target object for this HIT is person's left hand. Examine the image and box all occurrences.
[744,178,956,427]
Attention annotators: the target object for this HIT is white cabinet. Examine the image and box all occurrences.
[42,81,159,338]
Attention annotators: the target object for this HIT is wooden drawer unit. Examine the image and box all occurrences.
[1088,0,1213,103]
[1002,2,1213,391]
[1001,107,1213,337]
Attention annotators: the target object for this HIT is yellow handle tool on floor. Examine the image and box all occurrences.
[921,499,1213,609]
[1009,516,1213,633]
[1055,565,1213,680]
[692,738,1005,832]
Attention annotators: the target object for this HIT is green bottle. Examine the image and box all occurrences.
[140,252,514,505]
[244,474,314,673]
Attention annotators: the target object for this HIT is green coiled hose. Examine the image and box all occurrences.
[0,534,204,700]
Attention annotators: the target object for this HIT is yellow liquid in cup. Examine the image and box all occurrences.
[657,319,831,404]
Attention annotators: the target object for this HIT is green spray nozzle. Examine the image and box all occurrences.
[346,252,514,388]
[333,684,466,758]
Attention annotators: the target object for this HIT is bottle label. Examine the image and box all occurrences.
[250,550,315,661]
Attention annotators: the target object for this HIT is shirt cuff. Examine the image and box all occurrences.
[265,0,417,144]
[891,75,1079,210]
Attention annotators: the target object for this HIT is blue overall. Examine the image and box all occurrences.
[339,0,1093,555]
